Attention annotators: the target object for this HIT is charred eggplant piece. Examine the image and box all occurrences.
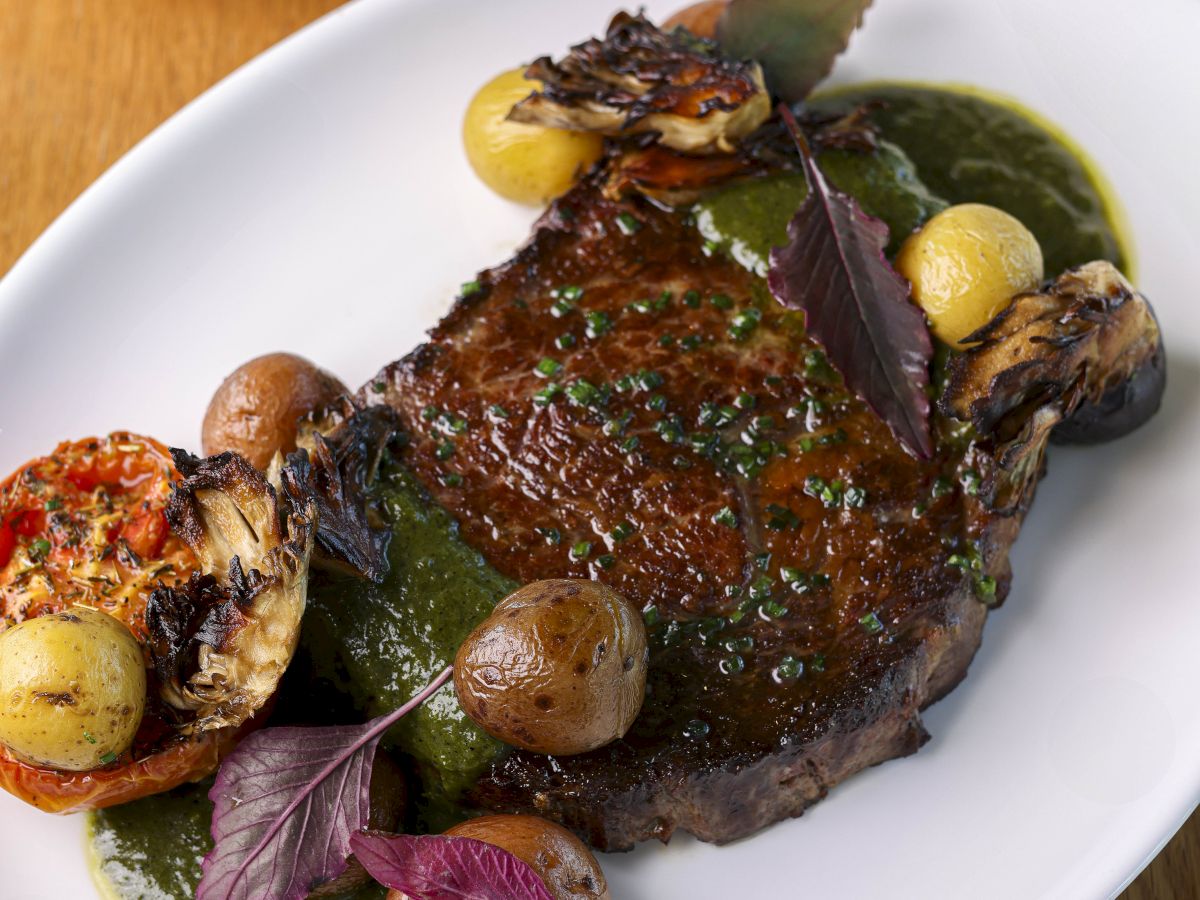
[941,261,1164,511]
[148,452,315,731]
[510,11,769,154]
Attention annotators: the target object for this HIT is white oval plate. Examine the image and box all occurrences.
[1,1,1198,897]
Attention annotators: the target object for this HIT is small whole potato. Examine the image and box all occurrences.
[0,607,146,771]
[454,579,648,756]
[463,68,605,206]
[896,202,1044,346]
[386,814,609,900]
[202,352,347,470]
[662,0,730,38]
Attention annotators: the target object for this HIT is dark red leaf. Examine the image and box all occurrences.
[197,666,454,900]
[767,105,934,458]
[718,0,874,102]
[350,831,555,900]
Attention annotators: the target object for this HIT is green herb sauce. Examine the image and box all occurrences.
[694,85,1129,279]
[813,84,1129,275]
[86,781,385,900]
[694,139,947,276]
[301,461,515,809]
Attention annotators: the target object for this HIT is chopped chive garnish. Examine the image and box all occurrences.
[82,730,97,744]
[619,436,640,453]
[460,280,483,297]
[643,604,660,626]
[555,333,577,350]
[645,393,667,412]
[596,553,617,570]
[99,751,117,765]
[536,527,562,545]
[552,285,583,301]
[734,392,756,410]
[585,311,614,339]
[961,469,982,496]
[570,541,593,561]
[421,405,439,421]
[712,506,738,528]
[683,289,701,308]
[29,538,51,560]
[566,379,601,407]
[489,404,510,418]
[760,599,788,619]
[636,369,664,391]
[535,357,563,378]
[616,211,642,235]
[859,611,884,635]
[610,520,637,542]
[710,293,733,310]
[551,299,575,317]
[658,334,675,348]
[533,383,563,405]
[680,334,702,351]
[440,473,463,488]
[719,654,745,675]
[44,498,62,511]
[371,381,386,394]
[654,416,684,443]
[774,655,803,682]
[435,441,455,461]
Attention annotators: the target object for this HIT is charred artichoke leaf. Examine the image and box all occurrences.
[940,261,1163,512]
[510,11,770,154]
[148,451,314,731]
[282,403,400,583]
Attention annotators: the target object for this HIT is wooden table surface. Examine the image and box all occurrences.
[0,2,1195,897]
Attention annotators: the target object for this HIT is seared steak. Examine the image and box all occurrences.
[358,171,1159,849]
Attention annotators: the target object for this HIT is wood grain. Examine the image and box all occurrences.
[0,2,1195,897]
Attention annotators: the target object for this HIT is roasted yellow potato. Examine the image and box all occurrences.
[454,579,648,756]
[896,202,1044,346]
[463,68,604,206]
[0,608,146,771]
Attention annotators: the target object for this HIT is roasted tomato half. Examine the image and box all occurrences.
[0,434,232,812]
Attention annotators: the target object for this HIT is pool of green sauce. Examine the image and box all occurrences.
[85,84,1130,898]
[87,459,513,899]
[300,460,515,811]
[696,84,1128,276]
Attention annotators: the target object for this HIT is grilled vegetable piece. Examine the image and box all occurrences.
[0,434,232,813]
[147,451,315,731]
[510,12,769,154]
[941,260,1164,511]
[283,404,400,583]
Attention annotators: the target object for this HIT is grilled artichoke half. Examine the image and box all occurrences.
[941,260,1165,513]
[510,11,770,154]
[146,407,400,732]
[147,452,315,731]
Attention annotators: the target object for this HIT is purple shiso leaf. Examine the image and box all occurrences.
[767,104,934,459]
[197,665,454,900]
[717,0,875,103]
[350,831,555,900]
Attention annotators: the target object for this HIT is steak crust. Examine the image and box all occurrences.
[360,173,1023,849]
